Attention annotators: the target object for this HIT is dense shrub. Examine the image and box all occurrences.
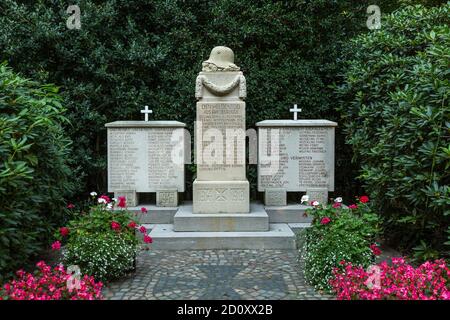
[0,0,411,200]
[301,197,381,292]
[57,195,152,282]
[0,63,73,282]
[335,4,450,259]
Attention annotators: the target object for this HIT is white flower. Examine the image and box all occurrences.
[334,197,343,203]
[112,198,117,202]
[312,200,319,206]
[98,198,107,204]
[90,191,97,197]
[301,195,309,203]
[107,203,113,210]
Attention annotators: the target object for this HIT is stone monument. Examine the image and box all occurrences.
[193,46,249,213]
[105,106,186,207]
[257,116,337,206]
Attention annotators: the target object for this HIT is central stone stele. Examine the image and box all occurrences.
[193,46,250,213]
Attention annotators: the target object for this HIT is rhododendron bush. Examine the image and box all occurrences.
[300,196,381,292]
[53,193,152,282]
[0,261,103,300]
[330,258,450,300]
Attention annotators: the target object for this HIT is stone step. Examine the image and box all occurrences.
[149,223,296,250]
[174,203,269,232]
[265,204,313,223]
[116,205,178,224]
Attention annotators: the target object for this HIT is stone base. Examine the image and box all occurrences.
[193,180,249,213]
[149,223,296,250]
[264,188,287,206]
[118,205,178,224]
[265,204,313,223]
[156,190,178,207]
[174,203,268,232]
[114,190,138,207]
[306,188,329,205]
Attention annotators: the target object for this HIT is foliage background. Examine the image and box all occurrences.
[0,0,413,201]
[335,3,449,259]
[0,0,447,279]
[0,63,73,281]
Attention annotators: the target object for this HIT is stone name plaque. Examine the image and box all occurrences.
[257,120,337,192]
[106,121,185,193]
[196,101,246,181]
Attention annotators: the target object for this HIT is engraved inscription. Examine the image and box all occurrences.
[197,102,246,180]
[157,190,177,207]
[197,187,246,202]
[258,127,334,192]
[107,127,184,192]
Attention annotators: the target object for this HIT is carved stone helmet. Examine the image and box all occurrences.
[202,46,240,72]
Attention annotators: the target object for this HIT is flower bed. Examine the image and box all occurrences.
[330,258,450,300]
[300,196,381,292]
[0,261,103,300]
[53,193,153,282]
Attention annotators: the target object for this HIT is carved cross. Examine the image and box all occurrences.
[140,105,153,122]
[290,104,302,121]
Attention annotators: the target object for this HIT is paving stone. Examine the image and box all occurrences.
[103,249,332,300]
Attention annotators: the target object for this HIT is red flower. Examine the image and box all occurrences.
[99,195,111,203]
[320,217,331,225]
[59,227,70,237]
[51,241,61,251]
[332,202,341,208]
[348,204,358,209]
[360,196,369,203]
[67,203,75,209]
[370,243,382,256]
[143,235,153,244]
[127,221,137,229]
[140,207,148,214]
[111,221,121,231]
[117,196,126,208]
[139,226,147,234]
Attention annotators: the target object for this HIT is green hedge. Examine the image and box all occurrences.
[0,63,73,281]
[335,4,450,259]
[0,0,409,199]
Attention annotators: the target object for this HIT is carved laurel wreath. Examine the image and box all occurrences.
[195,74,246,100]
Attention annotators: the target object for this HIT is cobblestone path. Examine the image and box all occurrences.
[103,249,333,300]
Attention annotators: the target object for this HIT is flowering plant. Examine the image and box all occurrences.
[330,258,450,300]
[300,196,381,292]
[0,261,103,300]
[53,193,152,282]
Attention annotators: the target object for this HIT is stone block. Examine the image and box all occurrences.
[114,190,138,207]
[156,190,178,207]
[264,188,287,206]
[193,180,250,214]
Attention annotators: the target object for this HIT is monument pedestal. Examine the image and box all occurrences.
[192,180,249,213]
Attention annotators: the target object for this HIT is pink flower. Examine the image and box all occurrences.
[143,235,153,244]
[127,221,137,229]
[117,196,126,208]
[360,196,369,203]
[59,227,70,237]
[348,204,358,209]
[139,226,147,234]
[310,200,320,206]
[370,243,382,256]
[67,203,75,209]
[320,217,331,225]
[99,195,111,203]
[140,207,148,214]
[51,241,61,251]
[111,221,121,231]
[332,202,341,208]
